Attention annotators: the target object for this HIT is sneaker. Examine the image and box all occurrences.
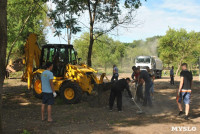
[178,111,184,116]
[184,115,189,120]
[109,109,113,112]
[118,110,123,112]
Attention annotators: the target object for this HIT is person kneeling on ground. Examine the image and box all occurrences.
[109,78,133,112]
[41,62,57,122]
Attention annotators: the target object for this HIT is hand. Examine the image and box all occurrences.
[53,92,57,98]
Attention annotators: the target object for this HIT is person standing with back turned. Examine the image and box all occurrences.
[41,62,57,122]
[170,66,175,85]
[177,63,193,120]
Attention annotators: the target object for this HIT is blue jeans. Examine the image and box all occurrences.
[143,82,153,106]
[150,83,154,94]
[111,73,119,82]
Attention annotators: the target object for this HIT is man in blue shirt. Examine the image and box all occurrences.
[41,62,56,122]
[111,65,119,82]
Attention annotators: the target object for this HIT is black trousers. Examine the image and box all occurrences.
[109,89,122,111]
[136,84,143,101]
[170,76,174,85]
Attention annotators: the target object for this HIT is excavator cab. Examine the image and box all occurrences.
[40,44,77,77]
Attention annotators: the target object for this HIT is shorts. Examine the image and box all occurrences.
[178,90,191,104]
[42,92,54,105]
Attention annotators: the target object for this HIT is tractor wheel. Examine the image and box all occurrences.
[60,81,82,104]
[33,74,42,99]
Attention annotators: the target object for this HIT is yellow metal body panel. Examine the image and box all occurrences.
[65,64,104,94]
[32,64,106,94]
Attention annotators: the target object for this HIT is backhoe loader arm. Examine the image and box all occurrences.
[21,33,41,89]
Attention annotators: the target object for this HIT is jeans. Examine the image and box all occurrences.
[137,84,143,101]
[143,81,153,106]
[111,73,119,82]
[150,83,154,94]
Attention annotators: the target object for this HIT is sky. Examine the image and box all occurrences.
[46,0,200,44]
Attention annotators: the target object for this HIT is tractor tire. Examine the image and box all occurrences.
[60,81,82,104]
[32,74,42,99]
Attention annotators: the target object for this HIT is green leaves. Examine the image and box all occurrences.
[7,0,48,59]
[158,28,200,68]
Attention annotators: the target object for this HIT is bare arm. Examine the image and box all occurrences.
[178,77,184,94]
[50,80,55,92]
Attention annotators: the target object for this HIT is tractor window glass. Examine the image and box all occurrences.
[49,48,55,62]
[59,48,66,62]
[42,48,48,67]
[71,49,76,61]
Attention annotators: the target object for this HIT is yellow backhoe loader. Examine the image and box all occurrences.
[22,33,108,104]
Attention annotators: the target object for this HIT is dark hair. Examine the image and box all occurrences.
[181,63,187,67]
[132,66,136,70]
[126,78,131,81]
[136,67,140,71]
[46,62,53,69]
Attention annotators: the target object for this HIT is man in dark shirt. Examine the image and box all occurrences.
[135,67,143,102]
[177,63,193,120]
[109,78,133,112]
[136,69,153,107]
[170,66,175,85]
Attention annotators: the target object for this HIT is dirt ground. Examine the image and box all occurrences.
[2,74,200,134]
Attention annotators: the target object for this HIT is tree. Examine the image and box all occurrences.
[74,32,123,71]
[49,0,145,66]
[158,28,200,75]
[7,0,48,63]
[0,0,7,132]
[48,0,82,44]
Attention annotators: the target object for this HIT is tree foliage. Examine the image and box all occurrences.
[48,0,146,66]
[158,28,200,75]
[74,32,159,72]
[7,0,48,59]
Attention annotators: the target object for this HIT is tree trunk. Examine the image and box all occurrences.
[87,0,98,67]
[87,24,94,66]
[176,61,182,76]
[0,0,7,133]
